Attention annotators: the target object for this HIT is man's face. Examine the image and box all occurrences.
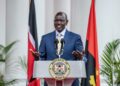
[54,14,68,32]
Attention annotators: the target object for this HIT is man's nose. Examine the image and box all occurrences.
[56,20,62,24]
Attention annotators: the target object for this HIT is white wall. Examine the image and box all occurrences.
[5,0,29,85]
[0,0,6,80]
[71,0,91,47]
[0,0,6,45]
[96,0,120,55]
[45,0,54,33]
[35,0,46,45]
[54,0,71,29]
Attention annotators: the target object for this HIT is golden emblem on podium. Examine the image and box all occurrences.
[49,58,70,80]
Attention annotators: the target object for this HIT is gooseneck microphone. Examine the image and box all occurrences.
[60,38,65,51]
[54,39,59,50]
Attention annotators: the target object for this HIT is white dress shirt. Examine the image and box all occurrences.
[55,28,67,39]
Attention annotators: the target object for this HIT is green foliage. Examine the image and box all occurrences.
[0,41,18,86]
[0,41,18,62]
[0,73,4,86]
[18,56,27,73]
[101,39,120,86]
[0,41,27,85]
[114,51,120,85]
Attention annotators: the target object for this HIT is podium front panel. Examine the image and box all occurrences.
[33,61,86,78]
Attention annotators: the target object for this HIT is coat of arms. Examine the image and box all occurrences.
[49,58,70,80]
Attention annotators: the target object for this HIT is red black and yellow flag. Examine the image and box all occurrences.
[81,0,100,86]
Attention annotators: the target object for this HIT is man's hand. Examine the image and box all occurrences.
[72,50,85,60]
[30,49,40,57]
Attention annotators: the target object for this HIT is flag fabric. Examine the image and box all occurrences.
[81,0,100,86]
[27,0,40,86]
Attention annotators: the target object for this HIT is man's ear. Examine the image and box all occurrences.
[66,20,68,25]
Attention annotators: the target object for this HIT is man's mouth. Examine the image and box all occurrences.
[57,25,61,28]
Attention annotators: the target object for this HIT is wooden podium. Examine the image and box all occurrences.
[33,61,86,86]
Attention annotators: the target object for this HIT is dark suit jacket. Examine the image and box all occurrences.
[39,30,83,86]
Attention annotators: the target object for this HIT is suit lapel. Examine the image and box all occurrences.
[51,31,56,41]
[51,31,56,48]
[63,30,70,51]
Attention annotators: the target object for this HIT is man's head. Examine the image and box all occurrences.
[54,12,68,32]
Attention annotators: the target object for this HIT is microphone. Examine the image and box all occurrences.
[60,38,65,50]
[54,39,59,50]
[60,38,65,55]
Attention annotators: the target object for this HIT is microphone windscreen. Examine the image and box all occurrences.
[61,38,65,44]
[54,39,59,43]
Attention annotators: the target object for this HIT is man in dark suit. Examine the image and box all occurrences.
[39,12,84,86]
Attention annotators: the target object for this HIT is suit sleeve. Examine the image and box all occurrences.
[75,35,87,62]
[39,36,46,60]
[75,35,84,52]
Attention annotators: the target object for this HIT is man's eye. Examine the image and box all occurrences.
[54,20,64,22]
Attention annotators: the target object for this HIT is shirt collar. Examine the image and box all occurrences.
[55,28,67,37]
